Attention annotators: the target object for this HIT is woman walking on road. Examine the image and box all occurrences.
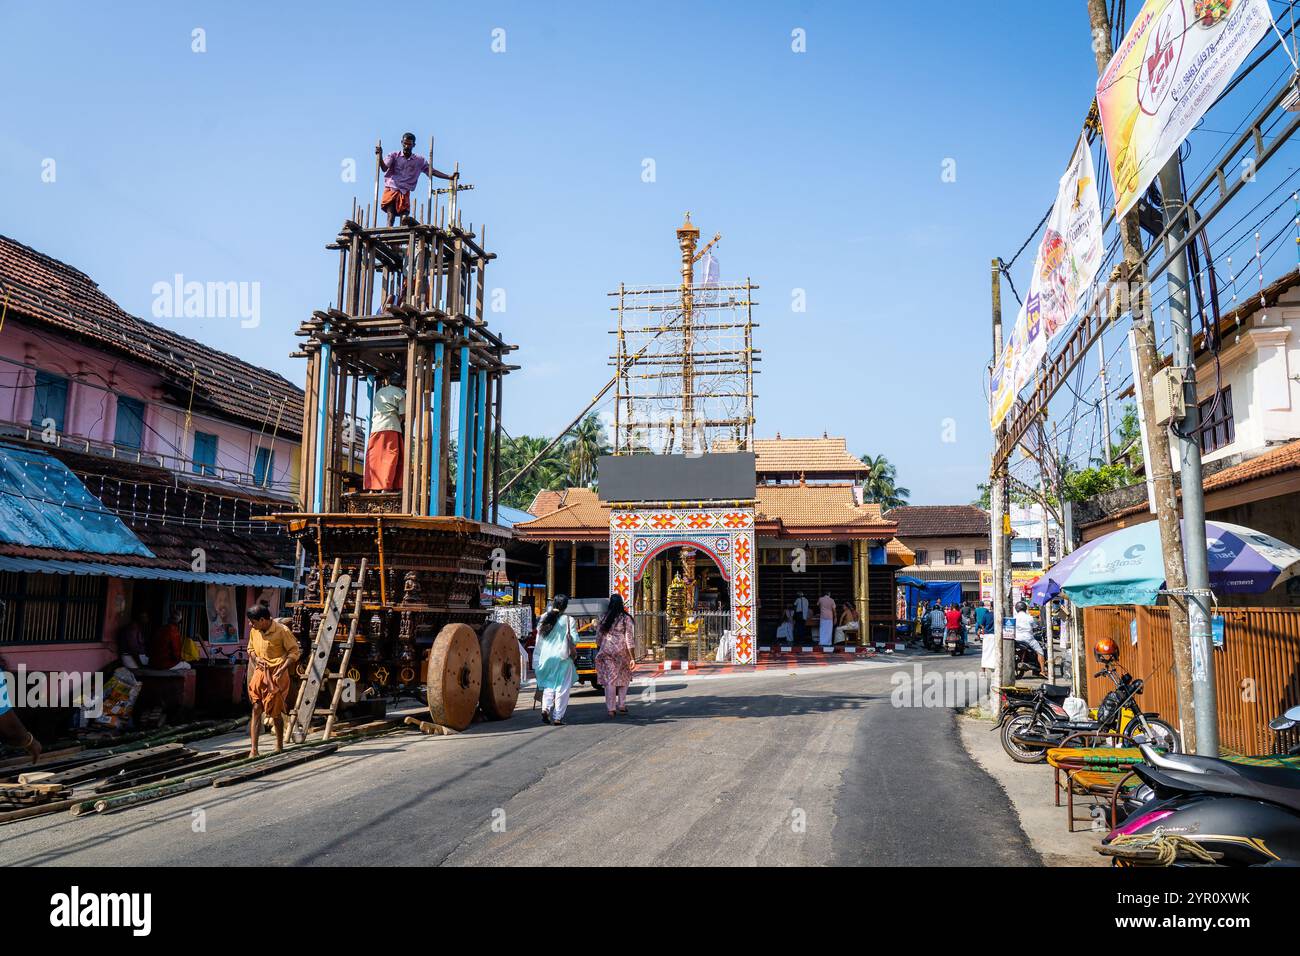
[595,593,636,717]
[532,594,577,726]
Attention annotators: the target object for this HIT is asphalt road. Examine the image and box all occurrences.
[3,654,1040,866]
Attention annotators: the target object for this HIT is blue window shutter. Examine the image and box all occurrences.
[32,372,69,432]
[192,432,218,475]
[114,396,145,449]
[253,447,275,487]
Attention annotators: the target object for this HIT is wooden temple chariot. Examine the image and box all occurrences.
[268,171,523,730]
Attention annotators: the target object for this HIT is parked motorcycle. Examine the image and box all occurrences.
[1103,707,1300,866]
[1014,641,1043,679]
[997,661,1181,763]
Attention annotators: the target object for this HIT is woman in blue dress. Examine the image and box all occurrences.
[532,594,577,725]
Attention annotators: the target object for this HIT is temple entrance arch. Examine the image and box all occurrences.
[609,506,756,663]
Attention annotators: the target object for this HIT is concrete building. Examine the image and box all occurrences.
[888,504,991,602]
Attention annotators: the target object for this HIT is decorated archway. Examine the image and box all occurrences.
[609,506,756,663]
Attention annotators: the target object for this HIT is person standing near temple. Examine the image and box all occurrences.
[793,591,810,642]
[532,594,577,726]
[594,593,636,718]
[364,370,406,491]
[376,132,455,227]
[817,591,836,647]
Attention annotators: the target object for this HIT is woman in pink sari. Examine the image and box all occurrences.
[594,593,636,718]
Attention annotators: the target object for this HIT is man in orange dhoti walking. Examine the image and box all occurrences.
[246,604,301,757]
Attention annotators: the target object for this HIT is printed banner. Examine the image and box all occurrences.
[1097,0,1271,218]
[990,135,1103,429]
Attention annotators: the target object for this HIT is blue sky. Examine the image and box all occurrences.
[0,1,1177,503]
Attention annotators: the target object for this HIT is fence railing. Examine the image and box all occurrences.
[633,611,730,662]
[1083,606,1300,756]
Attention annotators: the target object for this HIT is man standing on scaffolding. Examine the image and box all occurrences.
[364,370,406,491]
[376,133,455,226]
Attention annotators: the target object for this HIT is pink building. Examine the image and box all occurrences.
[0,234,305,680]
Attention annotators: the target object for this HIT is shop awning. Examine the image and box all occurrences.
[0,555,288,588]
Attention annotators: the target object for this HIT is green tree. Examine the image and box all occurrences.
[499,435,568,510]
[565,414,610,489]
[858,453,911,510]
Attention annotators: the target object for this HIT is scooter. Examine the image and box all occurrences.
[925,624,946,652]
[1102,706,1300,866]
[944,627,966,656]
[998,663,1181,763]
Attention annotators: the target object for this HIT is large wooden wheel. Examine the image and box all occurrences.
[479,622,521,721]
[427,623,482,731]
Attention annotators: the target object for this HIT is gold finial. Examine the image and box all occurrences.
[677,211,699,236]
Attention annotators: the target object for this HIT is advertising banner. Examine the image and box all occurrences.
[1097,0,1271,218]
[990,136,1103,428]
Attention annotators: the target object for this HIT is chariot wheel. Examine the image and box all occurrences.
[479,622,521,721]
[427,623,482,731]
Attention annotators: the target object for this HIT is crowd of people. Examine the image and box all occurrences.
[774,590,860,646]
[913,598,995,650]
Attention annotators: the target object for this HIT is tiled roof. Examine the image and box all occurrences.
[713,436,868,476]
[0,235,304,437]
[756,483,894,531]
[885,537,916,566]
[515,483,897,538]
[515,488,609,532]
[889,504,990,537]
[527,489,567,517]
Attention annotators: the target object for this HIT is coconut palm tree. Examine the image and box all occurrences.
[565,414,610,489]
[858,453,911,510]
[499,435,567,509]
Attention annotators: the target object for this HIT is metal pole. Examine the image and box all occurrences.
[989,258,1010,708]
[1159,160,1219,755]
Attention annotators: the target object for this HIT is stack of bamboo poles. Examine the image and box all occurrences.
[0,717,405,826]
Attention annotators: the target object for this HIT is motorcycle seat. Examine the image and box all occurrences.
[1041,684,1071,700]
[1145,749,1300,813]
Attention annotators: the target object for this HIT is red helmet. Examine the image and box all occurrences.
[1093,636,1119,663]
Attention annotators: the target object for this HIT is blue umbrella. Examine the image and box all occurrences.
[1031,520,1300,608]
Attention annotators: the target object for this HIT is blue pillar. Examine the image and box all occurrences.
[429,326,444,515]
[313,342,331,512]
[474,368,488,520]
[455,345,471,517]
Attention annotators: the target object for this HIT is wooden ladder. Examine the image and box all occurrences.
[286,558,368,744]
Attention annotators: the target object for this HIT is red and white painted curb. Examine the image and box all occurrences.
[874,642,907,653]
[758,645,862,654]
[660,660,692,671]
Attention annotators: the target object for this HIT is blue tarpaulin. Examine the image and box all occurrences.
[898,579,963,622]
[0,444,153,557]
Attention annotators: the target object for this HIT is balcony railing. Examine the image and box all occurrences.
[0,420,303,498]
